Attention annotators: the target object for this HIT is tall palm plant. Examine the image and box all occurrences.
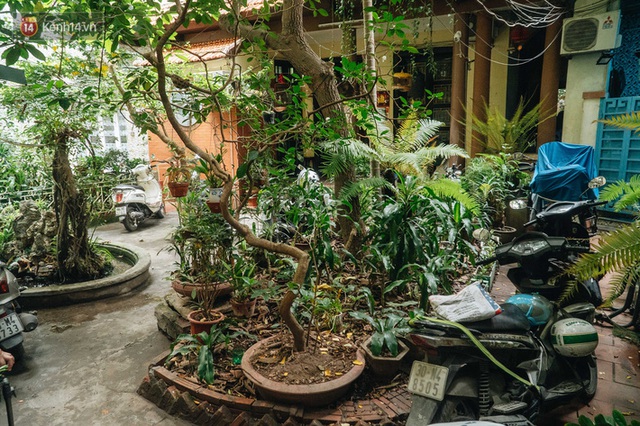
[568,112,640,304]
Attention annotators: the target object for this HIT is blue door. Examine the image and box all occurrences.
[595,96,640,182]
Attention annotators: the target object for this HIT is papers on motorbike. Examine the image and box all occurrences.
[429,282,502,322]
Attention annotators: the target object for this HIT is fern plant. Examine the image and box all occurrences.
[567,113,640,305]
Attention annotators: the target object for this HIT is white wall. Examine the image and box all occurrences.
[562,47,608,146]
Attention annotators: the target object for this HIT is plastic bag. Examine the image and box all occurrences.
[428,282,502,323]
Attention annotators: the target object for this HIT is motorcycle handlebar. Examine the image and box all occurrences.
[476,256,497,266]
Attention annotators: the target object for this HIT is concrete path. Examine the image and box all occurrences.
[8,212,189,425]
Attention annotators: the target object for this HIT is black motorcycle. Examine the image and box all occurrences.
[406,232,601,425]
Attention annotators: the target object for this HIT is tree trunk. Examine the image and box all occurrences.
[51,131,103,282]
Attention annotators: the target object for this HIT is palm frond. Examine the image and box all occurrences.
[414,144,469,161]
[339,177,392,200]
[600,175,640,211]
[397,117,443,152]
[423,178,480,214]
[599,111,640,133]
[320,137,380,177]
[568,222,640,281]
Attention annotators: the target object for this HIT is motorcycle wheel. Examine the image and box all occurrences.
[123,214,139,232]
[432,397,476,422]
[155,204,165,219]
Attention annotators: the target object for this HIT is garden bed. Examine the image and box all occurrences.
[139,350,412,425]
[19,242,151,309]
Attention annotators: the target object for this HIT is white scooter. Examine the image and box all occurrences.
[112,164,165,232]
[0,264,38,360]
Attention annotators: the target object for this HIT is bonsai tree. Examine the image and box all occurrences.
[0,59,114,281]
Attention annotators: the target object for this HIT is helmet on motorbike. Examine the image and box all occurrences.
[551,318,598,357]
[506,294,553,326]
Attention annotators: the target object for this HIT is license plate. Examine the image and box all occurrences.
[115,206,127,216]
[408,361,449,401]
[0,313,23,340]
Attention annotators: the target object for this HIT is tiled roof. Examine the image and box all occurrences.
[166,38,241,63]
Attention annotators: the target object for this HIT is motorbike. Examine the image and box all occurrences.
[406,232,601,425]
[0,264,38,360]
[112,164,165,232]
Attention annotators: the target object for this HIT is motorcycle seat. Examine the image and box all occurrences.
[114,184,144,191]
[461,303,531,332]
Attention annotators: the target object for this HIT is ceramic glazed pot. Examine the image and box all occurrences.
[187,310,225,335]
[493,226,517,244]
[241,335,366,407]
[361,336,409,380]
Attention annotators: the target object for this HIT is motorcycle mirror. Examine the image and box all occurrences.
[472,228,492,242]
[588,176,606,189]
[509,199,528,210]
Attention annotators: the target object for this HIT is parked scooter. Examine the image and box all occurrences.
[0,264,38,360]
[519,176,607,247]
[406,232,601,425]
[112,164,165,232]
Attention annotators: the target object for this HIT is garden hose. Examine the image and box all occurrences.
[411,316,540,392]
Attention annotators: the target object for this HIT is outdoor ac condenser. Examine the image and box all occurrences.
[560,10,621,56]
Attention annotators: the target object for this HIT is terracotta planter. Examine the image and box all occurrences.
[246,195,258,209]
[241,335,366,407]
[167,181,189,197]
[171,280,232,299]
[361,336,409,380]
[187,310,225,335]
[230,298,257,318]
[206,201,222,213]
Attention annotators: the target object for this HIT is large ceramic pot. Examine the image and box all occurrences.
[493,226,517,244]
[187,310,225,335]
[241,335,366,407]
[167,181,189,197]
[171,280,232,299]
[361,336,409,380]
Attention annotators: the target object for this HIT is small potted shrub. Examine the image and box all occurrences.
[165,325,230,385]
[225,253,259,318]
[350,311,411,380]
[165,153,193,197]
[193,156,224,213]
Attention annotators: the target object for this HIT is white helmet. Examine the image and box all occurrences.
[551,318,598,357]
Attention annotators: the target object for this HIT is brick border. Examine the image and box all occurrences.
[140,351,411,425]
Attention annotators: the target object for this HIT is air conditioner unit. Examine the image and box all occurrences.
[560,10,620,56]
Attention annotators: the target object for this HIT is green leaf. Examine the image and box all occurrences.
[4,47,21,66]
[24,43,45,61]
[612,410,627,426]
[369,333,384,356]
[58,98,71,110]
[383,330,398,356]
[197,346,215,384]
[577,415,596,426]
[594,414,613,426]
[236,163,248,179]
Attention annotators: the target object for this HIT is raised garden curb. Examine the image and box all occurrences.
[139,351,411,425]
[20,242,151,309]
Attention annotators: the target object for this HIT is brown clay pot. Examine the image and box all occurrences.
[361,336,409,380]
[206,200,221,213]
[171,280,233,299]
[241,335,366,407]
[167,181,189,197]
[187,310,225,335]
[230,298,257,318]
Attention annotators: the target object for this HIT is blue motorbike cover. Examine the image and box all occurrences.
[530,142,599,201]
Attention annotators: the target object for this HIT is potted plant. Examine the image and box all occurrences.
[224,254,260,318]
[349,310,411,380]
[186,279,226,335]
[165,152,193,197]
[193,156,224,213]
[165,325,230,385]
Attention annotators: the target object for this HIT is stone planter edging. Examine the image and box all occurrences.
[141,350,412,424]
[20,242,151,309]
